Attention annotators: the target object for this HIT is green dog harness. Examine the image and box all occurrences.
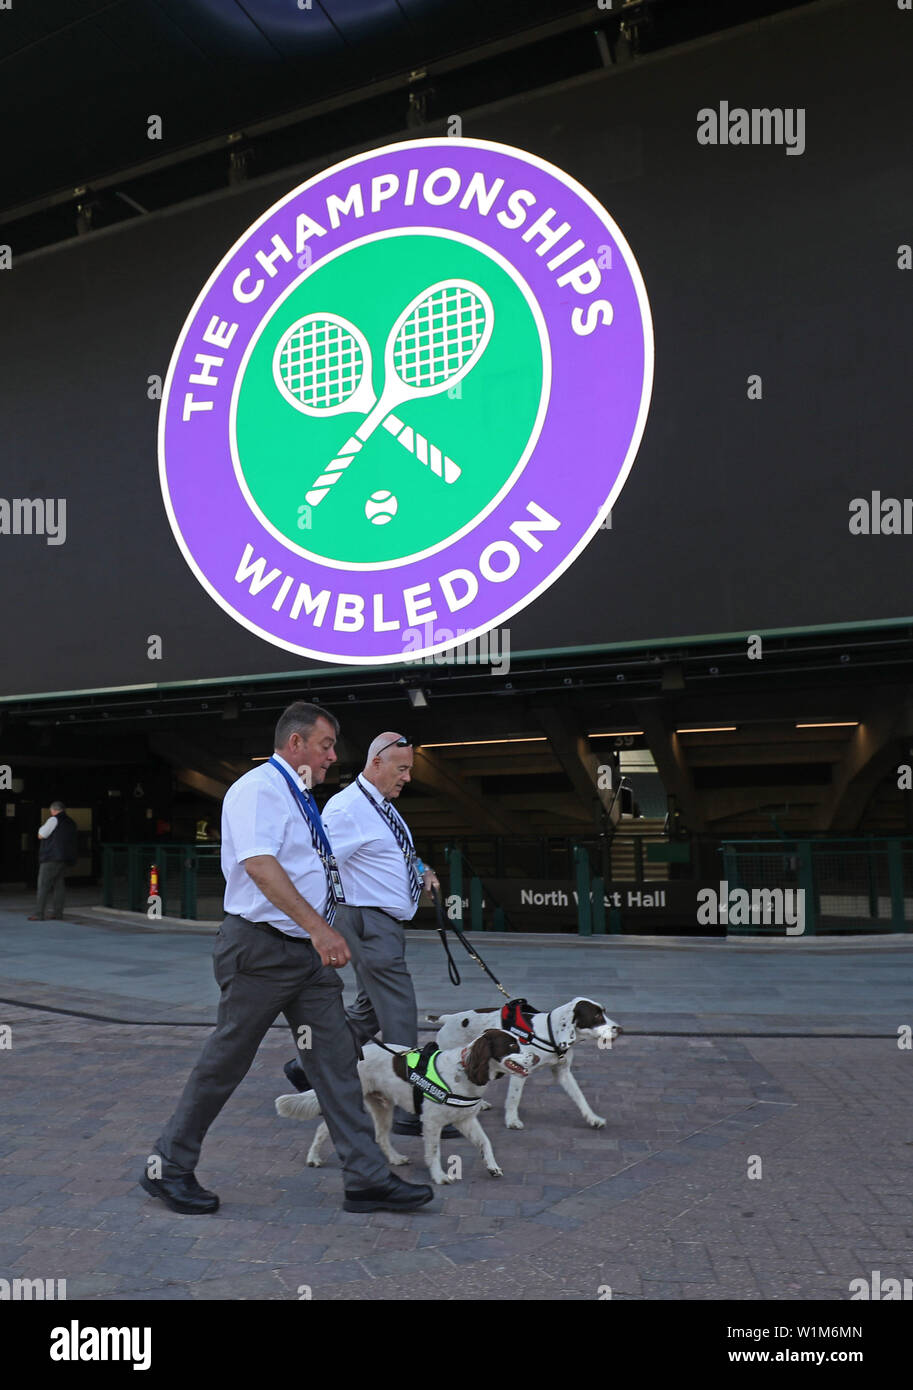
[404,1041,479,1113]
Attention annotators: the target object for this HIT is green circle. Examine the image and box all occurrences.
[234,234,544,564]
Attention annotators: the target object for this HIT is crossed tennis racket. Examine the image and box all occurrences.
[272,278,494,507]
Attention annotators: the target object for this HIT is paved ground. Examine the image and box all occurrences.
[1,893,912,1301]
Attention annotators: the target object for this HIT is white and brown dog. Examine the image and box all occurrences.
[430,997,621,1130]
[276,1029,540,1186]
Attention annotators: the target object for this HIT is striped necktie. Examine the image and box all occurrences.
[303,788,339,925]
[382,797,422,906]
[356,778,422,905]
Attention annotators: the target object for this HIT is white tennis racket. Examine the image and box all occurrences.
[273,298,474,505]
[274,279,494,506]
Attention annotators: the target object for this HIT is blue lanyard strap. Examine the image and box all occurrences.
[269,757,333,854]
[268,757,345,914]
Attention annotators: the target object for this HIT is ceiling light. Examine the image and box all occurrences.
[418,736,547,749]
[795,721,858,729]
[675,726,737,734]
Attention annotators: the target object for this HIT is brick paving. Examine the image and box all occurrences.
[1,903,912,1300]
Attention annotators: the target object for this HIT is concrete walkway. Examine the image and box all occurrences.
[1,898,912,1301]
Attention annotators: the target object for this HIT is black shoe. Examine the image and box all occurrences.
[284,1058,311,1093]
[343,1172,433,1213]
[139,1170,219,1214]
[392,1115,462,1138]
[392,1115,423,1136]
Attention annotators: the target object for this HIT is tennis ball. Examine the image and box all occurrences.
[365,491,398,525]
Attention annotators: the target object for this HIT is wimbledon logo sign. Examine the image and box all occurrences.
[158,138,653,664]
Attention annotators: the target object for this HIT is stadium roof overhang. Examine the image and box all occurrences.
[2,0,816,254]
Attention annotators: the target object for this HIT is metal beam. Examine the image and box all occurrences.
[148,732,247,797]
[174,768,230,802]
[638,701,706,832]
[814,693,912,831]
[409,746,520,835]
[532,705,615,820]
[701,787,825,827]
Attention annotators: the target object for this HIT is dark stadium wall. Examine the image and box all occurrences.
[0,0,909,699]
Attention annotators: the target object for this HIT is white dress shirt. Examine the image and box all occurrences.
[221,755,330,938]
[322,776,418,921]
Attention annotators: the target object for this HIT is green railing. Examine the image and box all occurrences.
[719,837,913,935]
[103,836,912,935]
[442,842,620,936]
[102,843,224,920]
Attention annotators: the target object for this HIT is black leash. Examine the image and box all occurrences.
[431,885,512,999]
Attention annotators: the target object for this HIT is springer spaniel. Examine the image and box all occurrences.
[429,996,621,1130]
[276,1028,540,1186]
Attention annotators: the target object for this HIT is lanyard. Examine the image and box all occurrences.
[356,776,413,846]
[268,757,346,906]
[355,776,421,900]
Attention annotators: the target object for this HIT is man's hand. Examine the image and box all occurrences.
[422,867,441,896]
[243,854,350,967]
[308,922,351,969]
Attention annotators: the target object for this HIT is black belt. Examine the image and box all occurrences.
[236,915,312,943]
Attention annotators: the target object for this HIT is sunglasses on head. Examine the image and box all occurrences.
[376,736,412,756]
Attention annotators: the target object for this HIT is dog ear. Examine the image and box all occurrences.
[480,1029,519,1083]
[465,1032,494,1086]
[392,1053,410,1083]
[573,999,607,1029]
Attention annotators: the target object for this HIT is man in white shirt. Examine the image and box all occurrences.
[29,801,78,921]
[283,732,449,1137]
[141,703,432,1216]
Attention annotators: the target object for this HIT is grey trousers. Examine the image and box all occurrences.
[333,905,418,1050]
[36,861,67,917]
[154,914,390,1190]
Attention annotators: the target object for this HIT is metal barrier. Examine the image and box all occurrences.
[444,841,616,935]
[106,835,912,935]
[102,843,224,920]
[719,837,913,935]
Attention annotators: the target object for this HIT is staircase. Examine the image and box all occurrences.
[607,819,670,881]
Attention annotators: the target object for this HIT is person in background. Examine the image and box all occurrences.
[29,800,78,921]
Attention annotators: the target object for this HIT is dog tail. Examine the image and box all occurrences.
[425,1012,442,1023]
[275,1091,321,1121]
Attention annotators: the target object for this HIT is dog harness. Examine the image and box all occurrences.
[404,1041,479,1113]
[500,997,570,1058]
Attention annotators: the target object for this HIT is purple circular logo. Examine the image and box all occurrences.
[158,138,653,664]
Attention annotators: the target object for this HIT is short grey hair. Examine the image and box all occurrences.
[50,800,65,813]
[274,701,339,749]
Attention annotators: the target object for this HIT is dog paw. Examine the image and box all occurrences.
[432,1173,453,1185]
[487,1165,503,1178]
[587,1115,606,1129]
[478,1100,492,1111]
[505,1117,524,1130]
[305,1157,323,1167]
[389,1152,410,1166]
